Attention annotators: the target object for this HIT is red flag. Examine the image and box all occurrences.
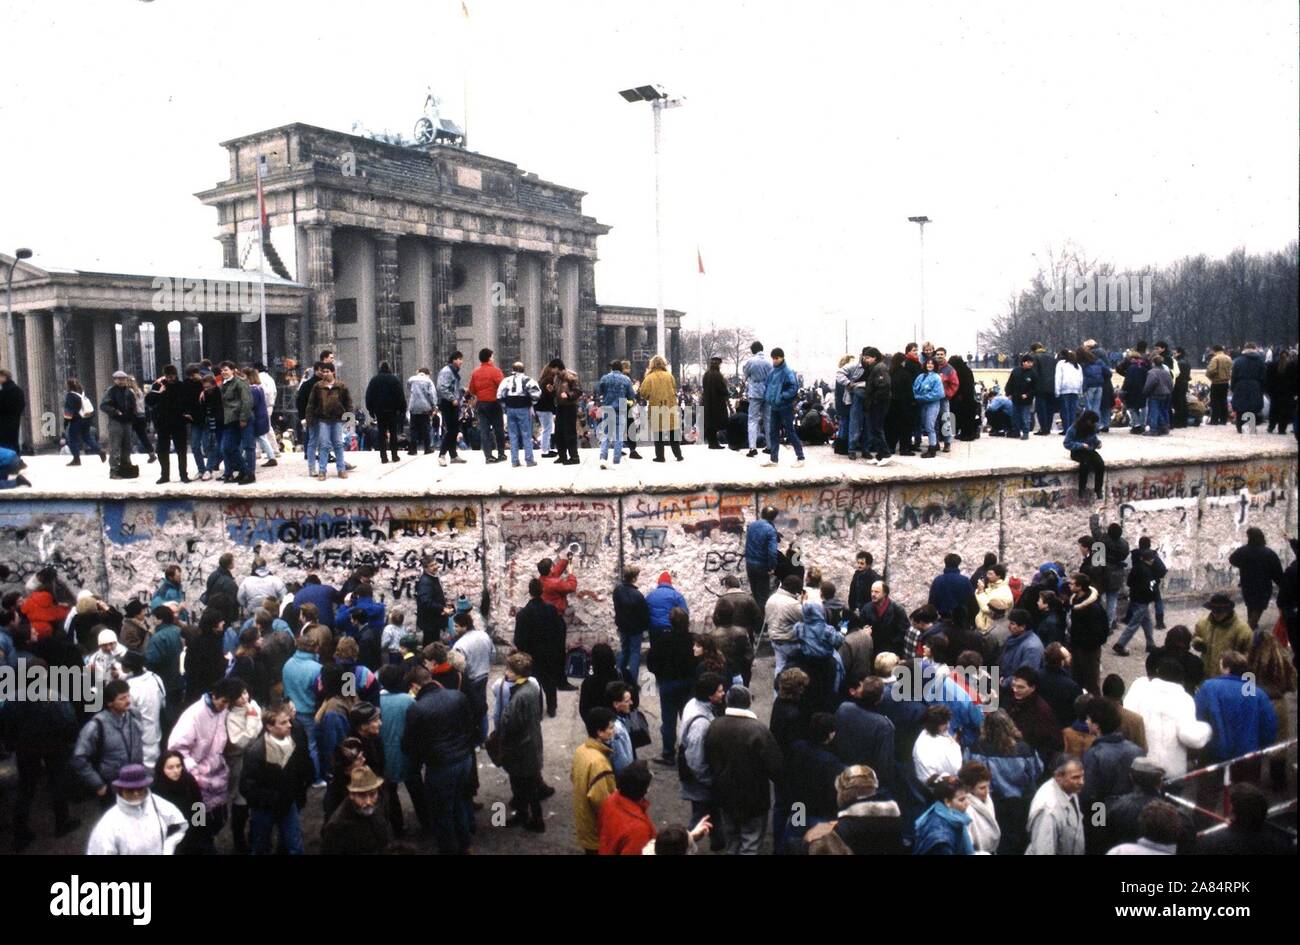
[697,247,705,275]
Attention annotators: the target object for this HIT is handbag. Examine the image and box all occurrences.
[626,708,652,750]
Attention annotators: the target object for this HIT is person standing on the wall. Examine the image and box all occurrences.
[436,351,467,467]
[468,348,506,464]
[217,361,254,484]
[406,366,437,455]
[0,367,25,453]
[742,341,771,457]
[306,363,352,481]
[62,377,106,466]
[100,370,140,479]
[553,364,582,465]
[365,361,407,464]
[536,358,563,458]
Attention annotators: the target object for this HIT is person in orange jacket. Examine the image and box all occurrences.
[539,552,577,616]
[20,567,72,640]
[467,348,506,463]
[598,760,657,855]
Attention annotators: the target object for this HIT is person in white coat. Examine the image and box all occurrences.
[913,705,963,783]
[224,690,264,856]
[1055,349,1084,435]
[959,760,1002,854]
[237,559,288,617]
[86,764,187,855]
[122,652,166,767]
[1122,661,1211,778]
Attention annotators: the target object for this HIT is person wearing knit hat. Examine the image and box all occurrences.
[645,571,688,642]
[701,684,783,854]
[321,765,391,855]
[85,762,188,855]
[86,628,128,694]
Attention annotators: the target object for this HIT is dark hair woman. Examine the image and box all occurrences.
[1063,409,1104,500]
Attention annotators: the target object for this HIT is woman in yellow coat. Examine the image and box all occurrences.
[639,356,683,462]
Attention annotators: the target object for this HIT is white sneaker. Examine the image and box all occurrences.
[875,456,892,467]
[759,458,777,467]
[438,455,448,467]
[793,459,805,468]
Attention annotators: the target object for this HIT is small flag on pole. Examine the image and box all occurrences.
[461,1,469,17]
[697,247,705,275]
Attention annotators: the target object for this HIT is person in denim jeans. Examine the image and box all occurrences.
[240,703,313,855]
[497,362,541,467]
[61,378,105,466]
[759,348,804,467]
[646,607,695,764]
[913,359,945,457]
[305,364,353,480]
[1005,354,1039,441]
[217,362,254,483]
[595,360,635,469]
[743,342,772,456]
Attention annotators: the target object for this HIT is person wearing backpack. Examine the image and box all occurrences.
[677,672,727,852]
[71,679,145,807]
[492,652,547,833]
[62,377,106,466]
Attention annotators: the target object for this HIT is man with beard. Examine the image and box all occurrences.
[321,765,391,854]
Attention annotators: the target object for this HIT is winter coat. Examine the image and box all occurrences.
[85,793,188,855]
[639,368,679,429]
[498,371,542,410]
[1055,361,1083,396]
[645,582,688,631]
[1032,351,1057,395]
[999,630,1045,679]
[677,698,717,802]
[1127,555,1167,605]
[220,374,253,426]
[1089,515,1129,592]
[19,589,70,639]
[928,567,979,620]
[281,651,323,717]
[832,701,895,790]
[833,799,905,855]
[598,791,657,856]
[407,373,436,414]
[435,363,464,404]
[305,381,353,423]
[702,368,731,435]
[1081,359,1108,390]
[1195,675,1278,763]
[1082,733,1144,807]
[320,796,392,855]
[145,377,187,432]
[913,802,973,855]
[743,354,772,400]
[764,587,804,645]
[744,519,779,571]
[595,369,635,409]
[100,383,139,422]
[513,597,566,680]
[1227,544,1284,608]
[249,385,271,436]
[613,582,650,638]
[1005,366,1038,402]
[414,573,446,638]
[239,723,314,816]
[1122,677,1210,777]
[365,370,407,417]
[495,676,544,777]
[1026,779,1085,855]
[703,709,783,818]
[912,371,944,403]
[1205,351,1233,384]
[238,569,288,616]
[1063,423,1100,452]
[402,682,476,768]
[204,567,240,623]
[975,578,1014,633]
[1142,367,1172,399]
[646,626,695,682]
[863,598,910,657]
[571,737,616,851]
[467,362,504,404]
[763,362,800,409]
[964,738,1043,800]
[1230,350,1266,415]
[167,696,231,808]
[540,558,577,615]
[72,709,144,793]
[795,601,844,661]
[866,361,892,409]
[1192,612,1253,680]
[1119,355,1151,408]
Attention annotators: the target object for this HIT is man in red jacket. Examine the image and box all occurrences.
[934,348,960,453]
[598,760,657,855]
[539,553,577,616]
[467,348,506,464]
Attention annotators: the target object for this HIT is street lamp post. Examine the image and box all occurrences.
[5,247,33,375]
[907,216,930,344]
[619,84,684,361]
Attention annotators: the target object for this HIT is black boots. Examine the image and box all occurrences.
[230,804,249,855]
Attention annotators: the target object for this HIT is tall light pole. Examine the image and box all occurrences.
[619,84,684,360]
[907,216,930,344]
[5,247,33,375]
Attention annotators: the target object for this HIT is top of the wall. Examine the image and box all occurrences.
[7,426,1295,502]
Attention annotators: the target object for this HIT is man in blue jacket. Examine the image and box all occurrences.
[928,554,978,620]
[645,571,688,644]
[1195,650,1277,764]
[742,341,772,457]
[759,348,805,467]
[744,506,780,612]
[595,360,635,469]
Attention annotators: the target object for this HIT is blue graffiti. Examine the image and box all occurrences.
[103,503,147,545]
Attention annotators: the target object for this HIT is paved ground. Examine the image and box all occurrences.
[6,422,1295,500]
[3,602,1291,856]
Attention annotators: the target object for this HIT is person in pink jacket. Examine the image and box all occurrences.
[168,676,247,853]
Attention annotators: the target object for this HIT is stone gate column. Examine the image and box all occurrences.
[119,312,143,380]
[577,258,598,383]
[52,306,76,398]
[496,250,521,366]
[541,253,561,363]
[375,232,401,372]
[235,312,258,365]
[23,311,53,448]
[305,224,336,357]
[219,232,239,269]
[670,327,682,378]
[180,315,202,366]
[412,240,435,372]
[433,243,454,367]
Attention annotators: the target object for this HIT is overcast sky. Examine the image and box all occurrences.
[2,0,1296,365]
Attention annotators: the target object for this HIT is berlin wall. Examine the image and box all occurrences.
[1,459,1294,645]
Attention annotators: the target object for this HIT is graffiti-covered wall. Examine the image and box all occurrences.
[0,460,1293,647]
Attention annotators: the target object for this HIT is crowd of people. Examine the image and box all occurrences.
[0,491,1293,855]
[1,335,1292,488]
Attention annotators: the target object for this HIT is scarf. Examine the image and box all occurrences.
[265,732,295,768]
